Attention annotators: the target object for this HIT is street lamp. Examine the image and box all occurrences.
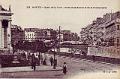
[53,46,56,69]
[53,26,61,69]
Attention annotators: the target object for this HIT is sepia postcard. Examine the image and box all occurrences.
[0,0,120,79]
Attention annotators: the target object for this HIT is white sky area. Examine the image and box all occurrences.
[0,0,120,34]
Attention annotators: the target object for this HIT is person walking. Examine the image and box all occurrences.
[54,58,57,67]
[31,53,36,71]
[63,62,67,74]
[49,56,53,66]
[92,55,95,62]
[43,54,47,65]
[43,58,46,65]
[40,54,43,65]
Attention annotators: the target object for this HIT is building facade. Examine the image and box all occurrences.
[11,25,25,46]
[24,28,38,42]
[24,28,80,46]
[80,11,120,58]
[0,5,13,53]
[60,30,79,42]
[36,29,56,40]
[24,28,57,42]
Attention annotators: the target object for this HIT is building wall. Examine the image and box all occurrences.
[0,22,4,48]
[80,11,120,58]
[25,31,35,42]
[88,46,120,58]
[0,6,13,53]
[24,28,55,41]
[11,25,25,45]
[61,30,79,41]
[7,20,12,51]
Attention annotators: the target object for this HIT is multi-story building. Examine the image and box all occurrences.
[0,5,13,53]
[11,25,25,46]
[80,24,94,45]
[24,28,38,42]
[80,11,120,58]
[61,30,79,42]
[103,12,120,46]
[36,29,56,40]
[80,12,120,46]
[24,28,79,44]
[24,28,57,42]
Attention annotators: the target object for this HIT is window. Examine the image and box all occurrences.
[117,25,120,30]
[2,20,8,28]
[117,38,119,46]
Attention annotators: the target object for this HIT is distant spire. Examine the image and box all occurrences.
[9,5,11,11]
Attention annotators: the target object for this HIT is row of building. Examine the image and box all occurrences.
[80,11,120,58]
[11,25,80,46]
[2,4,119,58]
[0,5,80,54]
[0,5,79,54]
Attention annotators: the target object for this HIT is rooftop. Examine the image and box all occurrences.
[0,5,7,11]
[0,5,13,16]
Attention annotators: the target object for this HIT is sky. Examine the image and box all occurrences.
[0,0,120,34]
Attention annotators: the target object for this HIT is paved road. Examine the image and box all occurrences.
[0,54,120,79]
[54,55,120,79]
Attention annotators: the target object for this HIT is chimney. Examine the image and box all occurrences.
[9,5,11,11]
[0,5,2,10]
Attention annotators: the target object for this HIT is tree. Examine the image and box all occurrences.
[35,40,48,53]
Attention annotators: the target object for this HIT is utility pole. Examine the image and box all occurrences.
[53,26,61,69]
[53,46,56,69]
[58,26,61,53]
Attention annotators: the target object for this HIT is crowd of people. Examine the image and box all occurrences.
[14,50,67,74]
[30,53,58,71]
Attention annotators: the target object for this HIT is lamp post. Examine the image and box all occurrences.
[53,36,58,69]
[53,26,61,69]
[57,26,61,53]
[35,40,41,66]
[53,46,56,69]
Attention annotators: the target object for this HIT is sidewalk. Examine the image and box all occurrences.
[0,65,63,73]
